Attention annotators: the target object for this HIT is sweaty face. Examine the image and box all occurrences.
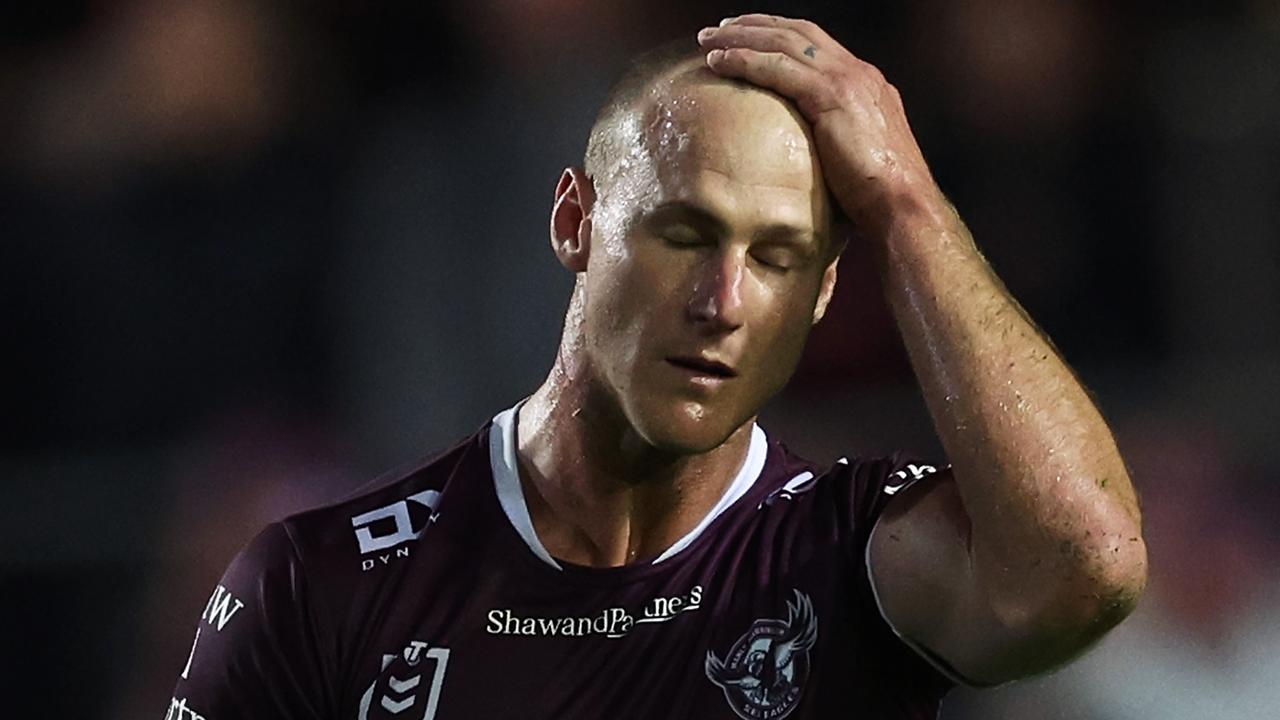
[581,70,835,453]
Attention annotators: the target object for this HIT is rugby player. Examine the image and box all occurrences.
[168,14,1147,720]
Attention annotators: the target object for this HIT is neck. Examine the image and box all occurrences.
[516,345,755,568]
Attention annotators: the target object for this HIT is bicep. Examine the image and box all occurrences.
[867,469,1024,686]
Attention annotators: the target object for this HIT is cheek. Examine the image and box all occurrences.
[581,248,669,364]
[761,318,808,369]
[748,282,820,372]
[592,242,684,327]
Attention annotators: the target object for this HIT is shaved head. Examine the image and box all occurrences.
[583,41,709,190]
[583,39,837,255]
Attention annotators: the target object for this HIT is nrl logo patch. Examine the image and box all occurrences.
[357,640,451,720]
[706,589,818,720]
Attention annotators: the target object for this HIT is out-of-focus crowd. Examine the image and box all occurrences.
[2,1,1277,717]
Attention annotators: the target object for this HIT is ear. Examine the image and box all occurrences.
[550,166,595,273]
[811,256,840,325]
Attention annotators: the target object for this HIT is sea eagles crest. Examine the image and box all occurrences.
[706,589,818,720]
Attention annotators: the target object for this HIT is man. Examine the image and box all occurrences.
[168,15,1146,720]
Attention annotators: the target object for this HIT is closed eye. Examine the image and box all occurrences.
[659,224,710,247]
[751,247,799,272]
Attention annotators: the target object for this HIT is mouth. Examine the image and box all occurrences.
[665,356,738,379]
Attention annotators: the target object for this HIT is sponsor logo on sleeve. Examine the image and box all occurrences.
[706,589,818,720]
[351,489,442,571]
[884,463,938,496]
[357,640,451,720]
[180,584,246,680]
[165,696,207,720]
[201,584,245,631]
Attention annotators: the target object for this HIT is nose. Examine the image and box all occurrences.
[687,247,746,334]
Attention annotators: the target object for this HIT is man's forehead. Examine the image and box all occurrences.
[589,61,831,242]
[636,67,821,189]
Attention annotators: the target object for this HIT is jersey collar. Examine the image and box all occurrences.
[489,400,768,571]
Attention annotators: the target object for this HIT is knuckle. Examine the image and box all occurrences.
[828,78,861,111]
[822,83,843,106]
[763,25,791,42]
[717,47,750,67]
[794,18,821,34]
[865,64,888,85]
[744,25,792,52]
[831,71,859,97]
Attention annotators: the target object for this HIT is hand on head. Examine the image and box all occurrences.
[697,14,945,234]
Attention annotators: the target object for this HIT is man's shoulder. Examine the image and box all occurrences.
[275,424,492,571]
[757,439,945,532]
[762,440,934,495]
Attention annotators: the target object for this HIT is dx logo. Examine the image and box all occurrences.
[350,489,442,560]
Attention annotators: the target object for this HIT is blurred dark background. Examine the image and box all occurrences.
[3,1,1278,717]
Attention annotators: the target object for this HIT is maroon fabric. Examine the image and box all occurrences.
[169,422,951,719]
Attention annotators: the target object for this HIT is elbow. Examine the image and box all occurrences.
[949,530,1148,685]
[992,518,1149,651]
[1084,525,1148,632]
[1036,521,1149,645]
[1052,475,1150,636]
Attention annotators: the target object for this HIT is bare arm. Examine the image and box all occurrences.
[867,198,1146,683]
[699,14,1147,684]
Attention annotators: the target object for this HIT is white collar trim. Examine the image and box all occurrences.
[489,401,768,570]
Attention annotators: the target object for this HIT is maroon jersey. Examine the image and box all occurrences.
[168,404,954,720]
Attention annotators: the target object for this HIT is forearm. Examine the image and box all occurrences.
[874,191,1146,632]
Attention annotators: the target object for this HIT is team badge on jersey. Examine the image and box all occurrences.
[706,589,818,720]
[357,640,451,720]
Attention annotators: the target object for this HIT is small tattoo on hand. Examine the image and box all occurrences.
[804,45,817,58]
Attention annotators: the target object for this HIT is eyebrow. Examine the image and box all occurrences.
[647,200,825,252]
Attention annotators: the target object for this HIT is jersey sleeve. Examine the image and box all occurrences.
[835,452,958,698]
[167,522,331,720]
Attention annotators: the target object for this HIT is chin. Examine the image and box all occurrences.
[627,398,747,455]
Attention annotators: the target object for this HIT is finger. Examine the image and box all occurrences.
[697,24,823,68]
[704,47,834,119]
[719,14,839,52]
[720,14,884,84]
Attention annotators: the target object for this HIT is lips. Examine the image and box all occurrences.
[666,356,738,378]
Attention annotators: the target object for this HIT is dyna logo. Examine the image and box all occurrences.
[351,489,442,570]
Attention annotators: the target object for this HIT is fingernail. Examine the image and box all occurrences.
[707,49,725,62]
[719,16,736,27]
[697,27,715,41]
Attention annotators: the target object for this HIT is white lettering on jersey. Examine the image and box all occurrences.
[179,584,244,679]
[165,696,207,720]
[485,585,704,639]
[202,584,245,632]
[180,627,200,680]
[361,545,413,572]
[351,489,442,556]
[885,463,939,496]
